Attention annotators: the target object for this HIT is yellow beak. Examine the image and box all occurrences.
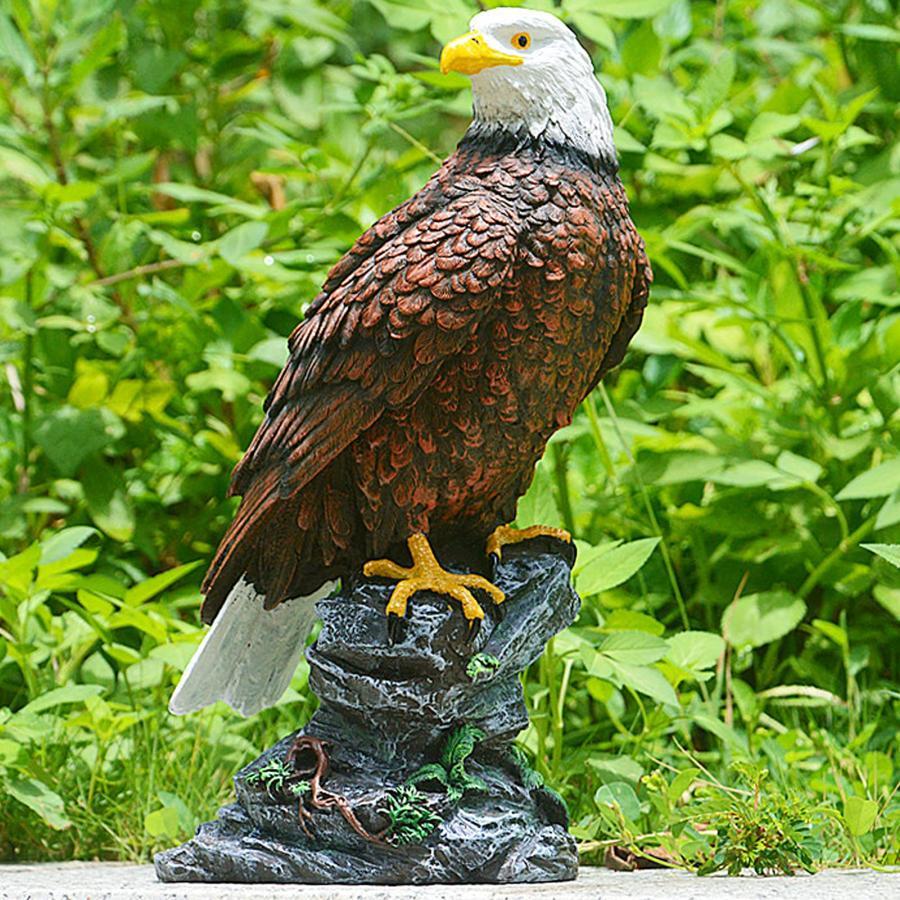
[440,30,524,76]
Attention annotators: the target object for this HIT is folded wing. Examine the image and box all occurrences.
[201,185,521,621]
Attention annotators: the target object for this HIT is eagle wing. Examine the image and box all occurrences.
[201,183,520,618]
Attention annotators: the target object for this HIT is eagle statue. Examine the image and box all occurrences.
[170,8,651,717]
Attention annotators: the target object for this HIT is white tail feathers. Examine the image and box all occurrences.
[169,577,335,717]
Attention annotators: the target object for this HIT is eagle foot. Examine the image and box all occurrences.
[486,524,572,562]
[364,533,504,642]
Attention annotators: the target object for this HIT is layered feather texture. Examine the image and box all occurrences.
[200,134,650,625]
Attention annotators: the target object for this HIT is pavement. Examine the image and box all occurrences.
[0,864,897,900]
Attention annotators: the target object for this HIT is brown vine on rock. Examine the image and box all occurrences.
[286,736,384,844]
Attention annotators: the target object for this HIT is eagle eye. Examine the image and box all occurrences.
[511,32,531,50]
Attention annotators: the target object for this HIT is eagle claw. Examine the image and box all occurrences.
[364,533,503,643]
[386,611,406,645]
[486,524,572,562]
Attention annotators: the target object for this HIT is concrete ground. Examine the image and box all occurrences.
[0,864,897,900]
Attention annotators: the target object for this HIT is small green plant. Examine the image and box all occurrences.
[696,765,820,876]
[507,744,546,792]
[407,724,488,803]
[466,653,500,683]
[378,786,442,845]
[287,780,311,798]
[581,761,836,875]
[244,759,294,798]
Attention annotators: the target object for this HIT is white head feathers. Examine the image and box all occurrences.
[462,8,616,162]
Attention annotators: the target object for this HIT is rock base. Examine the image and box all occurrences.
[155,542,580,884]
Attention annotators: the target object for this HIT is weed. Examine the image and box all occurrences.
[244,759,295,798]
[378,786,442,846]
[407,724,488,803]
[466,653,500,683]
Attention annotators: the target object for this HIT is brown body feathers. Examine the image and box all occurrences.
[201,134,651,623]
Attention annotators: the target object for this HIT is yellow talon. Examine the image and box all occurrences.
[364,533,504,631]
[486,524,572,561]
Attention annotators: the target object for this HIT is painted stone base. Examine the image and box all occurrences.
[155,541,580,884]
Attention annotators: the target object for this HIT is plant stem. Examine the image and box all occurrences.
[86,258,185,288]
[797,517,876,600]
[544,639,564,775]
[551,442,576,535]
[583,392,616,479]
[19,268,34,493]
[598,385,690,630]
[730,167,836,414]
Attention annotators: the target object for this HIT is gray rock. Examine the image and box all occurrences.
[155,541,580,884]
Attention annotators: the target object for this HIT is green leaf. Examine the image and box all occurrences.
[838,24,900,43]
[186,366,251,403]
[39,527,98,565]
[564,2,616,50]
[691,713,748,752]
[575,537,660,595]
[152,183,267,219]
[0,146,51,189]
[633,74,694,122]
[124,560,202,606]
[622,21,662,76]
[875,490,900,530]
[710,133,748,161]
[602,609,665,636]
[844,796,878,836]
[614,126,647,153]
[157,791,196,835]
[607,659,679,706]
[836,458,900,500]
[406,763,449,789]
[515,458,560,529]
[218,221,269,267]
[5,776,71,829]
[82,466,135,542]
[145,806,180,839]
[125,658,165,690]
[31,407,114,476]
[594,781,641,822]
[67,15,125,93]
[668,767,701,804]
[774,450,823,485]
[587,755,643,785]
[0,737,21,765]
[694,50,735,118]
[648,452,726,485]
[248,336,289,368]
[21,684,104,714]
[862,544,900,569]
[577,0,675,19]
[665,631,725,677]
[710,460,785,488]
[599,630,669,665]
[0,12,37,84]
[812,619,848,651]
[746,112,801,142]
[366,0,432,32]
[873,585,900,621]
[723,591,806,649]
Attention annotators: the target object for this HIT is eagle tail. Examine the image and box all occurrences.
[168,577,335,717]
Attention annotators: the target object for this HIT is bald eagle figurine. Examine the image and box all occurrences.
[171,8,651,716]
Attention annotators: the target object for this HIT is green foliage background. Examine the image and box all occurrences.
[1,0,898,870]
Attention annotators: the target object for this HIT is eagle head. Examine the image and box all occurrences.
[440,8,616,163]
